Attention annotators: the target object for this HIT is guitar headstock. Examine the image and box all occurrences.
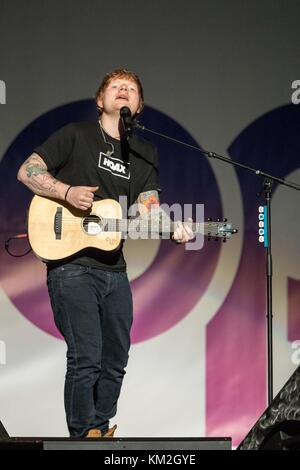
[205,218,238,242]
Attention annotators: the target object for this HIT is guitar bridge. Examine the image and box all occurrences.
[54,207,62,239]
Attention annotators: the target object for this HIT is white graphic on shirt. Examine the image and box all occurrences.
[98,152,130,180]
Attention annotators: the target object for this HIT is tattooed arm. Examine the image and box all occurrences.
[17,153,99,210]
[137,190,161,219]
[17,153,68,199]
[137,190,194,243]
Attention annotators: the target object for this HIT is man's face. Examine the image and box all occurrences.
[97,77,141,116]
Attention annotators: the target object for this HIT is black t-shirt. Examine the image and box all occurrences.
[34,121,160,271]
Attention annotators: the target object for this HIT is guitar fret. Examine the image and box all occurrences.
[101,219,207,235]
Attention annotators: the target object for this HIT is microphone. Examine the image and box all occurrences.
[120,106,133,138]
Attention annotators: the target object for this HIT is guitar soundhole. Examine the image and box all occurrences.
[82,215,102,235]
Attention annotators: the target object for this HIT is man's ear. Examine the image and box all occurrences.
[136,101,143,115]
[97,94,103,110]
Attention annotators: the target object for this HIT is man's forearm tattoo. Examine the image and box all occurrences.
[24,158,60,197]
[139,191,159,212]
[26,164,47,178]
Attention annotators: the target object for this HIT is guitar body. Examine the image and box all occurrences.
[28,195,123,261]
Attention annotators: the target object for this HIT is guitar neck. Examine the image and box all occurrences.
[100,218,217,237]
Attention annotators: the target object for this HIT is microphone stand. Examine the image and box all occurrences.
[134,120,300,405]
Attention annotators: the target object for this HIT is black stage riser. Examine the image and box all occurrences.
[0,437,231,451]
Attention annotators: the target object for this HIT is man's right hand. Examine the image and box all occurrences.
[65,186,99,210]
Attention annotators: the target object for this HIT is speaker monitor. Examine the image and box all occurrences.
[238,365,300,450]
[0,421,10,440]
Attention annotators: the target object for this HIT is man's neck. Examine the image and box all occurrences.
[100,113,121,140]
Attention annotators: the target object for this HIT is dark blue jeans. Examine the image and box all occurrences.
[47,263,133,437]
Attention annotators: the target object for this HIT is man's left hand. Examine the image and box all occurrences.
[172,218,195,243]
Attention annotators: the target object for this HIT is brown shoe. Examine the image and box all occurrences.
[86,428,102,438]
[103,424,117,438]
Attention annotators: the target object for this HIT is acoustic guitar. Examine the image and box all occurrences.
[28,195,237,261]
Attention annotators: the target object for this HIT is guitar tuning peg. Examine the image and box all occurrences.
[217,218,220,222]
[207,217,212,222]
[222,237,227,243]
[223,218,227,222]
[207,236,211,241]
[214,237,219,242]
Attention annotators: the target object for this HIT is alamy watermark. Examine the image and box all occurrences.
[0,80,6,104]
[84,196,235,249]
[291,80,300,104]
[83,196,212,250]
[126,198,205,251]
[0,340,6,365]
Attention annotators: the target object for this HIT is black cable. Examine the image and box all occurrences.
[4,234,32,257]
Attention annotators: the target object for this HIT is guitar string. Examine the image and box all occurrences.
[48,217,215,227]
[44,218,219,234]
[47,217,205,226]
[46,217,216,230]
